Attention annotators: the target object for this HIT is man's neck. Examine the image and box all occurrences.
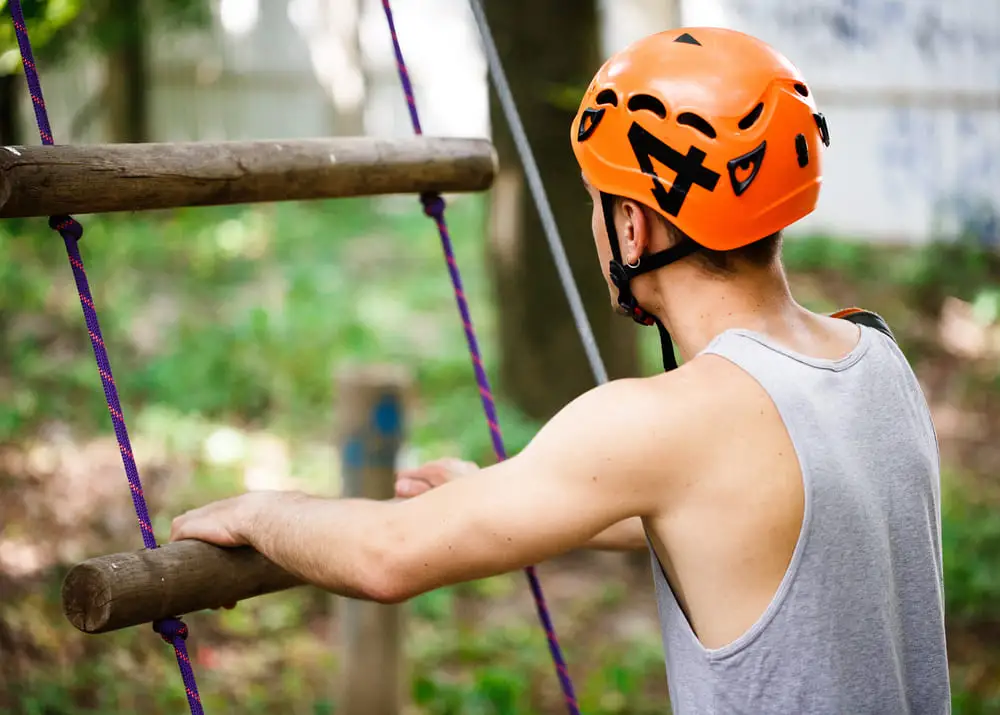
[640,262,806,362]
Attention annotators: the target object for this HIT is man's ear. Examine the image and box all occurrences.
[617,199,651,266]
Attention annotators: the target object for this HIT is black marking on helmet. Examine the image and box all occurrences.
[727,141,767,196]
[674,32,701,46]
[627,122,721,217]
[577,107,605,142]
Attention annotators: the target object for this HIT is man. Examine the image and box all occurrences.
[171,28,951,713]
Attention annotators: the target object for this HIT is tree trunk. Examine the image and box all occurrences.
[0,74,24,146]
[484,0,638,422]
[105,0,150,143]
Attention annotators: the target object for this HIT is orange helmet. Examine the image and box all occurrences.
[573,27,828,250]
[571,27,830,339]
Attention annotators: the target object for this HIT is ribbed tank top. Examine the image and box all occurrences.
[650,324,951,714]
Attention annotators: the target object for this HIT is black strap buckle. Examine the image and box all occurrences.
[610,260,655,326]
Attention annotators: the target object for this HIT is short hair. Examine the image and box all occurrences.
[668,220,783,275]
[614,196,783,275]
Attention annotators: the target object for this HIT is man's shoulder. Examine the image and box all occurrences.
[567,357,757,444]
[516,358,773,509]
[606,354,759,411]
[524,372,705,469]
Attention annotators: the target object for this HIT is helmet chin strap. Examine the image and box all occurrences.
[599,192,698,372]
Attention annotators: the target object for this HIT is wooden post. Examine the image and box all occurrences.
[61,540,303,634]
[334,365,411,715]
[0,136,498,219]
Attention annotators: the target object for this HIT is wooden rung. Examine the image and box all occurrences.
[0,136,498,219]
[61,540,304,634]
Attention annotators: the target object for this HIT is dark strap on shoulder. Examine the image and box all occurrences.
[831,307,896,343]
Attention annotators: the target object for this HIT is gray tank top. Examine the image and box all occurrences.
[650,322,951,714]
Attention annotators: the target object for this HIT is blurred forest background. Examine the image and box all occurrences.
[1,0,999,713]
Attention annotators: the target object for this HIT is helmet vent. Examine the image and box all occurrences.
[795,133,810,167]
[677,112,717,139]
[738,103,765,131]
[794,83,810,97]
[596,89,619,107]
[627,93,667,119]
[814,113,831,146]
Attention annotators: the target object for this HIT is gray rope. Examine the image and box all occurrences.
[467,0,610,386]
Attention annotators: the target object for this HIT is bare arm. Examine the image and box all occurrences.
[170,377,677,601]
[396,460,648,552]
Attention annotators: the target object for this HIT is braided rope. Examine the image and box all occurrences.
[380,3,580,712]
[7,4,204,713]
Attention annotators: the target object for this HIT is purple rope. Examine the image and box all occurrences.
[380,3,580,712]
[7,3,204,713]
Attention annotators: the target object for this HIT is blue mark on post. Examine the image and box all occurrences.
[341,394,403,486]
[371,394,402,437]
[342,437,365,471]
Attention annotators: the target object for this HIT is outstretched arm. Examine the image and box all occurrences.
[396,459,648,552]
[170,378,673,602]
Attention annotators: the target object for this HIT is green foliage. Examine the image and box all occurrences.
[0,0,81,72]
[953,690,1000,715]
[941,481,1000,623]
[0,196,509,446]
[896,238,1000,314]
[412,665,532,715]
[783,233,1000,315]
[0,0,210,74]
[782,233,879,279]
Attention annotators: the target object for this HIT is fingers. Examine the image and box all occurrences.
[397,457,478,483]
[169,513,188,543]
[167,499,245,548]
[394,457,481,498]
[395,476,434,498]
[169,501,222,542]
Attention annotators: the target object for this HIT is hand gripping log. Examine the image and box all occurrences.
[0,136,497,218]
[62,366,413,636]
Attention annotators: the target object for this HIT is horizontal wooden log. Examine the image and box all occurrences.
[61,540,304,634]
[0,136,497,219]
